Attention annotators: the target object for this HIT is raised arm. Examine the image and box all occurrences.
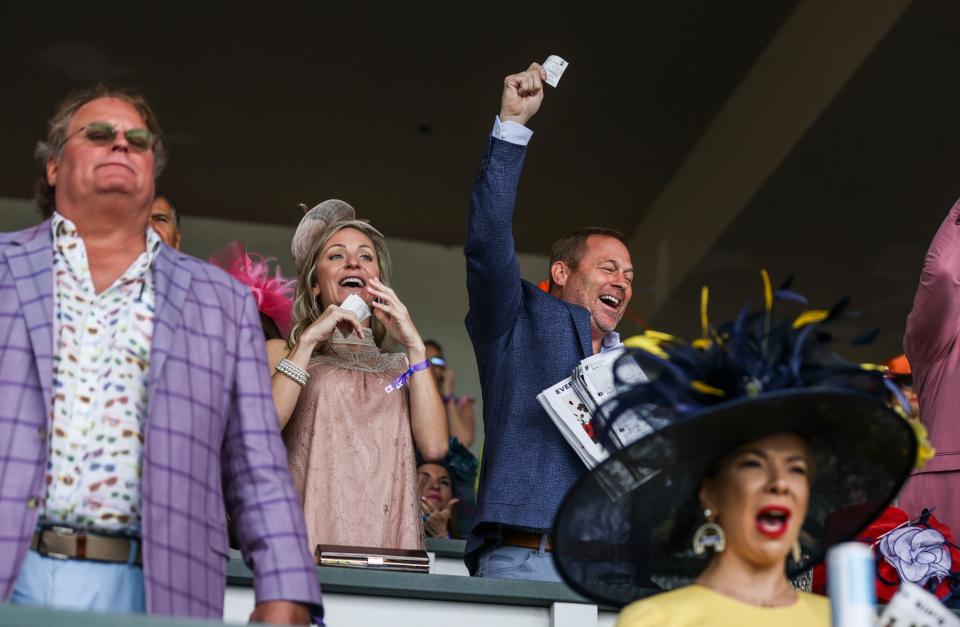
[464,63,548,341]
[905,199,960,367]
[367,277,448,461]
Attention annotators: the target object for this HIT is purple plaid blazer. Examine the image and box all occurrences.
[0,221,322,619]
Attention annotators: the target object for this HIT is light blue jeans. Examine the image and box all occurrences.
[11,549,145,613]
[475,534,563,582]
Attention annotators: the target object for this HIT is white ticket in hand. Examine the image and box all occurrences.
[340,294,371,323]
[543,55,569,87]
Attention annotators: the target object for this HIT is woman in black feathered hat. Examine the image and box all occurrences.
[551,273,928,626]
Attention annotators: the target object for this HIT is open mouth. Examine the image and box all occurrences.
[598,294,621,311]
[755,506,791,538]
[339,276,366,289]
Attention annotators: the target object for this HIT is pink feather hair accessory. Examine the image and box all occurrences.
[209,242,296,338]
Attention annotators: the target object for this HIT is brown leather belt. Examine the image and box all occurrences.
[31,526,142,566]
[502,530,553,552]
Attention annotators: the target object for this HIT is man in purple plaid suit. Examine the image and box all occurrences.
[0,86,322,624]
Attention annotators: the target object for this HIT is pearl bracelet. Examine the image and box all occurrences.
[276,358,310,386]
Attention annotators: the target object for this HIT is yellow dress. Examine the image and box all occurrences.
[616,584,830,627]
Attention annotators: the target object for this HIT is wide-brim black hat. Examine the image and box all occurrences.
[552,387,916,607]
[551,275,923,608]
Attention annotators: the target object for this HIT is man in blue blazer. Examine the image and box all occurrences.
[465,63,635,581]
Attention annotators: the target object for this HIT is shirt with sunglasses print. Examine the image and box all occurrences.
[43,213,161,533]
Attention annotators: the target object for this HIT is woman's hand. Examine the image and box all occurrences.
[268,304,361,430]
[367,277,425,356]
[420,496,460,539]
[299,303,364,347]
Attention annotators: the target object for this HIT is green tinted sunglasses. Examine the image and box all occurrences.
[65,121,155,152]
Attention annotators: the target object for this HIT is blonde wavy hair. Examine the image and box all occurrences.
[287,220,396,352]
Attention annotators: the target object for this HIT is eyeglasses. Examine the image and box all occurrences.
[429,357,446,367]
[64,121,155,152]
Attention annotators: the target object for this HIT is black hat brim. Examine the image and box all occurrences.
[551,388,917,608]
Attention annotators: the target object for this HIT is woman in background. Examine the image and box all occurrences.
[424,339,476,446]
[422,339,479,536]
[417,462,459,539]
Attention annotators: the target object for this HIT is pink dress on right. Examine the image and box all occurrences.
[283,330,425,552]
[902,199,960,533]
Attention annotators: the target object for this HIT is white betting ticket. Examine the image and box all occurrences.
[340,293,371,322]
[543,55,569,87]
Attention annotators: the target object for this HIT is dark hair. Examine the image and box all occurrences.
[260,312,283,341]
[424,339,443,355]
[154,191,180,227]
[548,227,627,289]
[34,83,167,218]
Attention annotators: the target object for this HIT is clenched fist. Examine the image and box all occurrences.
[499,62,548,127]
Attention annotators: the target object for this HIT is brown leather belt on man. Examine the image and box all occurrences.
[31,525,142,566]
[501,529,553,552]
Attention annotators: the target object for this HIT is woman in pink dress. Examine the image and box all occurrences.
[902,199,960,537]
[267,200,448,552]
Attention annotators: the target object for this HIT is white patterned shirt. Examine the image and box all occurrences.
[44,213,161,532]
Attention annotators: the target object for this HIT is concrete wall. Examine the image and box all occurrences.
[0,196,551,452]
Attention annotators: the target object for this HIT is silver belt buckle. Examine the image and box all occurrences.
[49,525,77,536]
[41,525,79,560]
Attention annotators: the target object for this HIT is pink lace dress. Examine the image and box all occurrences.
[283,330,425,552]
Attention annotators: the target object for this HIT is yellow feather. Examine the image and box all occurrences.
[623,335,669,359]
[691,380,725,397]
[792,310,829,329]
[700,285,709,339]
[906,418,936,469]
[644,330,679,343]
[761,269,773,313]
[692,338,713,350]
[760,269,773,354]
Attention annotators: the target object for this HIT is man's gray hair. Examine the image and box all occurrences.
[34,84,167,218]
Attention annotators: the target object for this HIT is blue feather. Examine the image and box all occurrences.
[774,289,809,304]
[603,275,892,451]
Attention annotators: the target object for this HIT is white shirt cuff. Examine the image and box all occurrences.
[492,116,533,146]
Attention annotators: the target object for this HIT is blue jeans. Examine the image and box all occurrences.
[11,549,145,613]
[475,534,563,582]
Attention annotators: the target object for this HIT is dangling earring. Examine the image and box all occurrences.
[791,540,802,563]
[692,508,726,555]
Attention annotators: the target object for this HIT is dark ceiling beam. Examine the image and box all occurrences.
[627,0,912,321]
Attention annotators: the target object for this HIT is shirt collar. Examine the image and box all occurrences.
[52,211,164,268]
[51,211,74,243]
[600,330,622,352]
